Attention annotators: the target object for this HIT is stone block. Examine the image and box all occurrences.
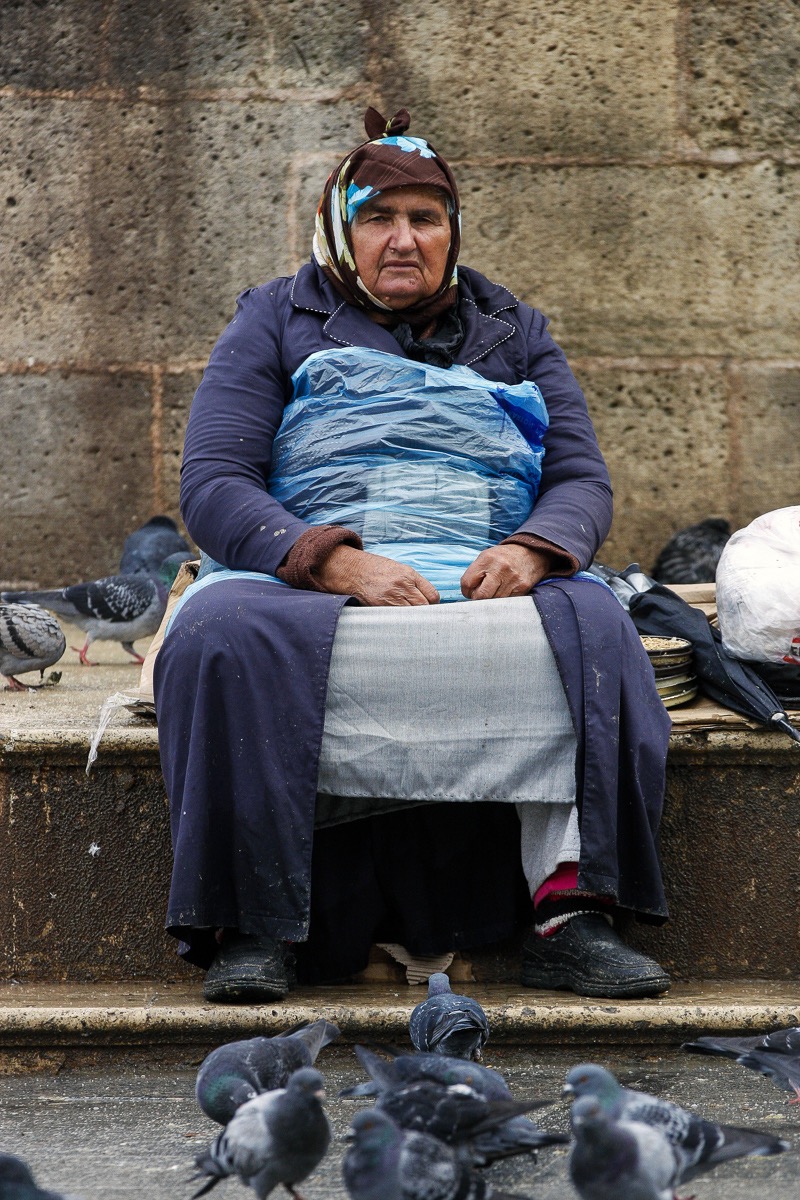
[580,365,731,572]
[371,0,679,158]
[0,0,368,93]
[0,98,363,363]
[457,162,800,357]
[730,367,800,529]
[684,1,800,153]
[3,755,184,981]
[0,371,155,586]
[161,369,203,521]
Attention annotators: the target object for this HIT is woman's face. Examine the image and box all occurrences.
[350,185,451,310]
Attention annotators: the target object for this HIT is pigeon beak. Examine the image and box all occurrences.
[562,1084,575,1098]
[340,1132,355,1143]
[314,1087,326,1100]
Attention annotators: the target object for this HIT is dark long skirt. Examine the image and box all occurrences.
[154,576,670,976]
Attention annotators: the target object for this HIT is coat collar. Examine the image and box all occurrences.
[289,260,520,365]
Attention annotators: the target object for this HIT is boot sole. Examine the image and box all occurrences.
[203,976,289,1004]
[521,961,671,999]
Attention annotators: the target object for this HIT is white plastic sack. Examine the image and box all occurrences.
[716,506,800,664]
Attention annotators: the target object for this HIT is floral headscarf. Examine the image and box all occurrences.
[312,107,462,324]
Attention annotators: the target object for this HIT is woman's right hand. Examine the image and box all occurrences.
[314,545,440,606]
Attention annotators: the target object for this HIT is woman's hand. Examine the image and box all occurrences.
[461,544,555,600]
[314,545,440,606]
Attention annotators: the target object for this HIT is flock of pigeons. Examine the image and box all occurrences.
[0,516,192,688]
[2,974,798,1200]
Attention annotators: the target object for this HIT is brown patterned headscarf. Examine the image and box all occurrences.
[312,107,461,324]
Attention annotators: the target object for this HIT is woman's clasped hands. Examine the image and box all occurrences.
[314,543,554,606]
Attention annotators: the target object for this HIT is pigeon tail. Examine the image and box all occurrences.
[290,1018,341,1060]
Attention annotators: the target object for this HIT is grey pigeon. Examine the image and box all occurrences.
[564,1062,789,1186]
[409,973,490,1061]
[0,1152,81,1199]
[196,1019,341,1125]
[0,603,66,689]
[2,554,187,665]
[651,517,731,584]
[119,515,191,576]
[192,1066,330,1199]
[375,1078,567,1167]
[342,1109,530,1200]
[685,1026,800,1100]
[569,1094,678,1200]
[339,1045,513,1102]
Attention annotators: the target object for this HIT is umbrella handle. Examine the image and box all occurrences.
[770,714,800,745]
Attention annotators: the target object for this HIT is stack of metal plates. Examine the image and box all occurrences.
[640,636,698,709]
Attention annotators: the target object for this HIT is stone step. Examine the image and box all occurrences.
[0,981,799,1064]
[1,648,800,983]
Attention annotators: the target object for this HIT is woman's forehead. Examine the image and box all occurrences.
[357,186,449,218]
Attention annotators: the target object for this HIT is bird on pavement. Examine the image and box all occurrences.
[375,1077,567,1168]
[568,1094,678,1200]
[0,603,66,690]
[0,1152,82,1199]
[196,1019,341,1125]
[119,514,191,576]
[564,1062,788,1187]
[192,1067,330,1199]
[2,553,189,666]
[684,1026,800,1101]
[342,1109,531,1200]
[409,973,490,1061]
[339,1045,513,1103]
[651,517,731,584]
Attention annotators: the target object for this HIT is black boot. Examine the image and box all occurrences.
[521,913,670,999]
[203,931,291,1004]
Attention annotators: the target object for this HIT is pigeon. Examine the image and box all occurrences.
[0,1152,81,1199]
[339,1045,513,1102]
[568,1094,679,1200]
[375,1078,567,1167]
[684,1026,800,1100]
[409,973,490,1061]
[342,1109,530,1200]
[196,1019,341,1125]
[564,1062,789,1186]
[119,514,191,576]
[0,603,66,690]
[651,517,731,584]
[192,1067,330,1199]
[2,553,188,665]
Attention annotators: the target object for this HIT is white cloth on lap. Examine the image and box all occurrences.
[316,594,577,812]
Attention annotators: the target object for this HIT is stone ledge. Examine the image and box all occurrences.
[0,981,798,1049]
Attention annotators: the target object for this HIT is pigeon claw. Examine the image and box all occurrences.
[3,675,29,691]
[71,643,96,666]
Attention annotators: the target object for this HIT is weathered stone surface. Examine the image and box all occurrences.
[582,365,731,572]
[458,162,800,357]
[372,0,679,158]
[0,372,155,586]
[684,0,800,153]
[730,366,800,530]
[0,98,363,363]
[0,0,369,93]
[161,369,203,521]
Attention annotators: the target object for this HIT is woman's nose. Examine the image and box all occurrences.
[389,218,416,251]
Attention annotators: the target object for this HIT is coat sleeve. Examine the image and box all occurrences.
[179,285,316,575]
[509,308,613,571]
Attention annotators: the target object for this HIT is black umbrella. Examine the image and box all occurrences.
[590,563,800,745]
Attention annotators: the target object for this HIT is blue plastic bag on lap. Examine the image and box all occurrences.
[268,347,549,601]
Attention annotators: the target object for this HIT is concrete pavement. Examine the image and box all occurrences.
[0,1046,798,1199]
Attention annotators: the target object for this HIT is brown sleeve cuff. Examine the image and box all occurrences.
[276,525,363,591]
[501,532,580,577]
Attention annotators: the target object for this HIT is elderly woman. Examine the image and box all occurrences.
[155,108,671,1003]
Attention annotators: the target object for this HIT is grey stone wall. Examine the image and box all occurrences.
[2,0,797,585]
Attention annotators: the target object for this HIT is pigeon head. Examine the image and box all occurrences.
[564,1063,623,1112]
[347,1109,401,1143]
[0,1154,37,1184]
[156,551,193,588]
[287,1066,326,1100]
[569,1094,607,1133]
[426,972,452,996]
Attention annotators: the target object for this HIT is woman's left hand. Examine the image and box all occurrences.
[460,544,554,600]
